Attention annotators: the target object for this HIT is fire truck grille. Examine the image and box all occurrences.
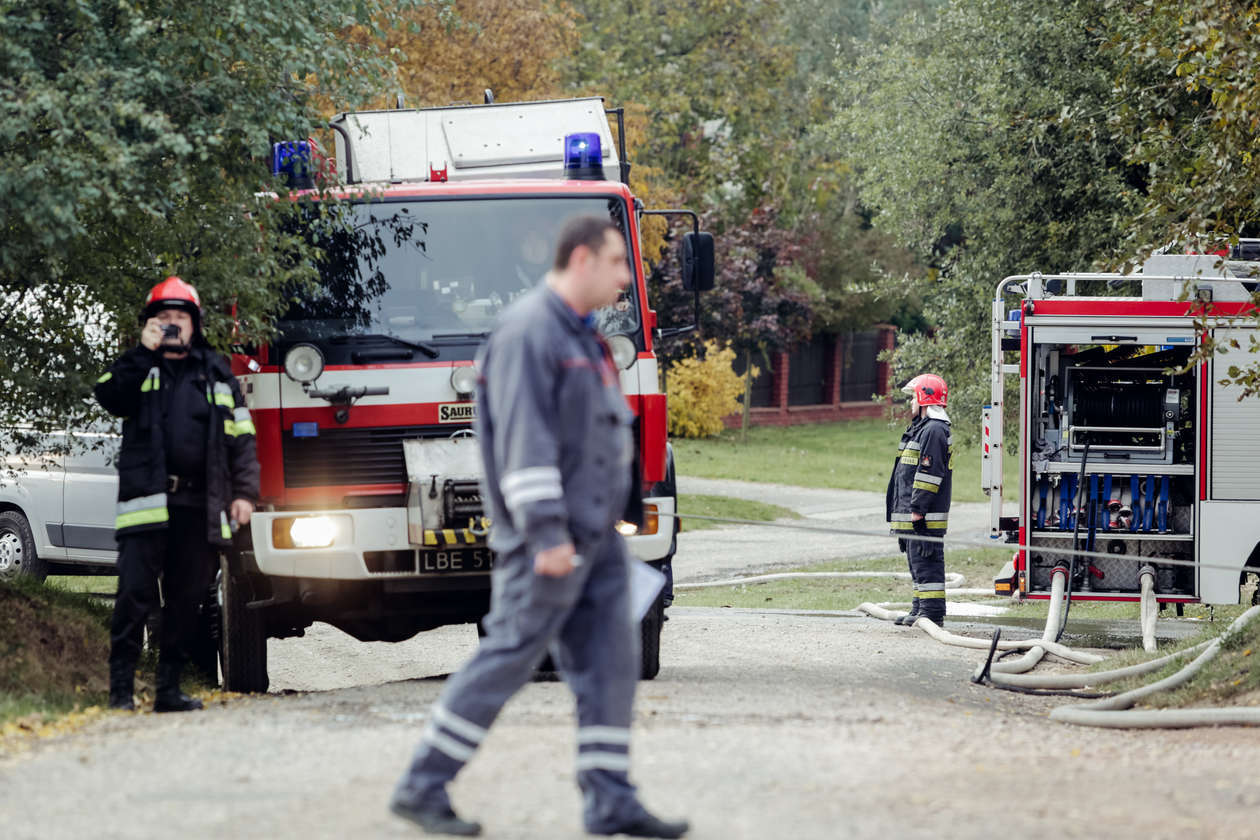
[282,424,471,488]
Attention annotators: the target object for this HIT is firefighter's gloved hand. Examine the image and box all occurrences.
[911,516,928,536]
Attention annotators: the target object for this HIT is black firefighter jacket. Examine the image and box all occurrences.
[886,415,953,535]
[94,342,260,546]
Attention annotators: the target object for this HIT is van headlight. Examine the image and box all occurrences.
[272,515,349,549]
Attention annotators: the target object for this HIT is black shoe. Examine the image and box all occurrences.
[153,662,204,713]
[594,813,690,839]
[893,611,918,626]
[918,613,946,628]
[389,798,482,836]
[108,662,135,710]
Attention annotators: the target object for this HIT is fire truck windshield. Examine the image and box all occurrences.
[278,196,640,347]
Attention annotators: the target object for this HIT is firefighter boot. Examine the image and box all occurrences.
[894,598,920,625]
[153,662,203,713]
[108,661,136,711]
[918,601,946,627]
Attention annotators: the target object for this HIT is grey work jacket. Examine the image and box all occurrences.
[475,285,635,559]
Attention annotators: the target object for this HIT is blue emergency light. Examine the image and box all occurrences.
[272,140,315,189]
[563,132,605,181]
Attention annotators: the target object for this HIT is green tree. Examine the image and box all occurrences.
[0,0,426,450]
[1108,0,1260,393]
[831,0,1142,435]
[561,0,795,213]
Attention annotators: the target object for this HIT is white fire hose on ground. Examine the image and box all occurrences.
[1047,605,1260,728]
[665,510,1259,727]
[857,568,1104,667]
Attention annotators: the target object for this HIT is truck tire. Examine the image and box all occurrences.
[218,555,269,693]
[188,583,221,686]
[0,509,48,582]
[639,589,664,680]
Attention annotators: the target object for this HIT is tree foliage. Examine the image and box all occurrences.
[1108,0,1260,259]
[832,0,1142,434]
[0,0,425,446]
[652,207,815,365]
[345,0,575,108]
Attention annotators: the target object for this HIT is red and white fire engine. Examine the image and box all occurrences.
[218,97,713,691]
[983,250,1260,609]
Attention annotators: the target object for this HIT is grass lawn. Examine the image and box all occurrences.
[676,493,799,532]
[672,419,1018,503]
[46,574,117,597]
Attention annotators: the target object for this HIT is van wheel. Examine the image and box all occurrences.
[0,510,47,582]
[218,555,269,693]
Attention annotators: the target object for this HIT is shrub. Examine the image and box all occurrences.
[665,341,755,438]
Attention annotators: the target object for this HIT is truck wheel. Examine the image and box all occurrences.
[188,583,221,686]
[639,589,664,680]
[0,509,47,582]
[218,555,268,693]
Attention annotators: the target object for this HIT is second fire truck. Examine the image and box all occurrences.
[983,249,1260,610]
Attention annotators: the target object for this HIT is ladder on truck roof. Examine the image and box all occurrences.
[329,97,622,185]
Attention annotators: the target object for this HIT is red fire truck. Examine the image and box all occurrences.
[218,97,713,691]
[983,250,1260,608]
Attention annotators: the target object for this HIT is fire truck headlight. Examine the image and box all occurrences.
[616,505,659,537]
[273,515,349,549]
[284,343,325,384]
[450,365,478,397]
[607,334,636,370]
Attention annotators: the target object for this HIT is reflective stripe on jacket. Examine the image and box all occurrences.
[94,343,260,546]
[885,416,952,534]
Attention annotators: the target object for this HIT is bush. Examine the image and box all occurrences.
[665,341,755,438]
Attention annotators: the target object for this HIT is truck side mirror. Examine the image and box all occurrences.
[681,232,715,292]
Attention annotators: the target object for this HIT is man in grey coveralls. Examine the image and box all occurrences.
[390,216,689,839]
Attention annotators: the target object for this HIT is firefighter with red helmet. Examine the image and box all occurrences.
[886,373,953,627]
[94,277,260,712]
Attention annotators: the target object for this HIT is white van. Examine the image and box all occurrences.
[0,422,120,581]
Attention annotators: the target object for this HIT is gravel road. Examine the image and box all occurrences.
[3,482,1256,839]
[4,609,1257,840]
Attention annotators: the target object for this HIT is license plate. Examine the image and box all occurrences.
[419,546,494,574]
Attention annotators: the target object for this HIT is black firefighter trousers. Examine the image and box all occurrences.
[903,533,947,622]
[110,506,216,671]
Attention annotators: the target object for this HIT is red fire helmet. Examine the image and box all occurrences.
[143,276,202,323]
[902,373,948,407]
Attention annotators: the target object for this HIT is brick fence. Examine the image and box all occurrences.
[724,325,896,428]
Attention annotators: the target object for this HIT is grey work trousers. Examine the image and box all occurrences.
[394,533,648,832]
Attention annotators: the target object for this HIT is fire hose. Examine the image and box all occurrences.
[661,510,1260,727]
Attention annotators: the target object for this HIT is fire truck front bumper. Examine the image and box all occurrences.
[251,496,676,581]
[622,496,676,563]
[251,508,493,582]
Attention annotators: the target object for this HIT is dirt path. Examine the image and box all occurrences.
[3,608,1257,840]
[4,480,1255,839]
